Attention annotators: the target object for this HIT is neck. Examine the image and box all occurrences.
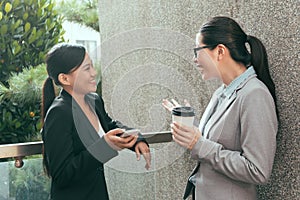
[220,62,247,86]
[73,94,86,107]
[64,87,86,106]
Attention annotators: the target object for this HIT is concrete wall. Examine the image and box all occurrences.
[98,0,299,199]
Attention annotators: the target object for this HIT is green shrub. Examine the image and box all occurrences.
[55,0,99,31]
[9,157,50,200]
[0,0,64,84]
[0,64,48,144]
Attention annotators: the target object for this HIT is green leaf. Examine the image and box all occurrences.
[45,18,51,29]
[5,111,12,122]
[36,39,43,47]
[14,19,22,29]
[0,24,8,35]
[28,27,37,44]
[12,0,20,7]
[15,122,21,129]
[12,41,21,55]
[23,12,29,20]
[37,8,42,18]
[36,29,43,38]
[4,3,13,14]
[24,22,31,32]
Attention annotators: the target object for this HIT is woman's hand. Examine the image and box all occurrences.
[135,142,151,170]
[104,128,138,151]
[162,99,190,112]
[171,122,201,150]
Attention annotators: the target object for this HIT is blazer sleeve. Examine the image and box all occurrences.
[43,105,118,188]
[191,87,277,184]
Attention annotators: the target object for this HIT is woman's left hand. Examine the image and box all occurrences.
[135,142,151,170]
[171,122,202,150]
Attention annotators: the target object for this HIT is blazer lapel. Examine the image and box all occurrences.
[205,93,237,140]
[72,98,100,146]
[199,93,219,136]
[204,73,256,140]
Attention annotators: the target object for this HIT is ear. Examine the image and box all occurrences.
[58,73,71,86]
[216,44,226,61]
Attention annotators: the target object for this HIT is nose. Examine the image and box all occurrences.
[91,66,97,77]
[193,56,198,64]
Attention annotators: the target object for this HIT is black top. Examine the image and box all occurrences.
[42,90,139,200]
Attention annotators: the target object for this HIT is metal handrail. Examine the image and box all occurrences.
[0,141,43,159]
[0,131,172,167]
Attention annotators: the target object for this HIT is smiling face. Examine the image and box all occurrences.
[194,33,221,81]
[66,53,98,96]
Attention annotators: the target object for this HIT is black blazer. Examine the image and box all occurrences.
[42,90,134,200]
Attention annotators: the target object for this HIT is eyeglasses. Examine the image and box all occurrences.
[193,45,214,58]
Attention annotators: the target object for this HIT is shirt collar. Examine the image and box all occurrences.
[222,66,256,99]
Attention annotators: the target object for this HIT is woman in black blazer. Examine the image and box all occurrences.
[41,43,151,200]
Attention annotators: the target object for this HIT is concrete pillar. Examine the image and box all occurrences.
[99,0,299,199]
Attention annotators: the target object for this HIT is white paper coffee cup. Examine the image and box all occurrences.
[172,106,195,127]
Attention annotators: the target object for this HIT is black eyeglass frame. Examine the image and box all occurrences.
[193,45,216,58]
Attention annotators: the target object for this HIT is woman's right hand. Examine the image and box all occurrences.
[162,99,190,112]
[104,128,138,151]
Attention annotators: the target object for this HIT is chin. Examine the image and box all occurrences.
[202,75,215,81]
[90,88,97,93]
[90,85,97,92]
[201,73,209,80]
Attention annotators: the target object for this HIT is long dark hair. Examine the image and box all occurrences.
[41,43,86,176]
[200,16,277,109]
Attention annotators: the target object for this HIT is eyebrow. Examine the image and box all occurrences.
[81,62,92,68]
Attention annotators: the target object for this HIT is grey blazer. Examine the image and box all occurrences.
[186,74,277,200]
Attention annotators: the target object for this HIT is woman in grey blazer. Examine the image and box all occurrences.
[163,16,278,200]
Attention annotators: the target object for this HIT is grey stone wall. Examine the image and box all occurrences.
[98,0,299,199]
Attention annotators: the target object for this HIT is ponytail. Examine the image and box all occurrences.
[41,77,55,177]
[41,77,56,122]
[247,35,277,110]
